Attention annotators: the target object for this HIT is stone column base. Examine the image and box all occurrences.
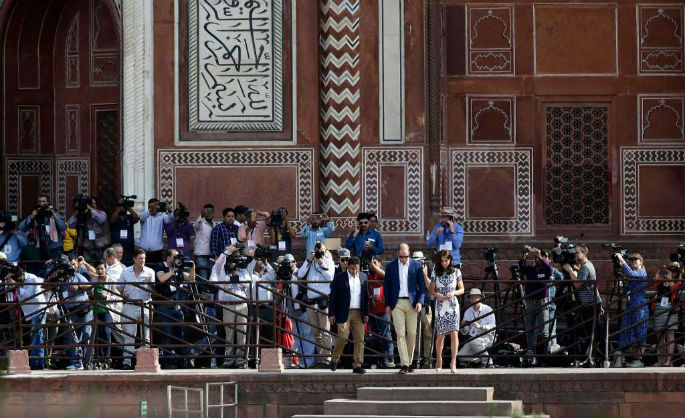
[135,348,161,372]
[259,348,283,372]
[8,350,30,374]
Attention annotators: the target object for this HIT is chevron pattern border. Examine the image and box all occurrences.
[6,158,53,215]
[56,159,90,213]
[157,149,314,227]
[363,147,423,234]
[319,0,361,217]
[450,148,533,235]
[621,147,685,235]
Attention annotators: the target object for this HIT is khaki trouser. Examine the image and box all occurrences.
[307,306,332,363]
[223,303,248,366]
[413,303,433,363]
[331,309,365,368]
[392,298,418,367]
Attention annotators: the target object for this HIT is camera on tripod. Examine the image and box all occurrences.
[671,242,685,265]
[0,212,17,232]
[275,256,295,281]
[120,194,137,208]
[254,244,272,260]
[46,255,76,283]
[484,247,498,263]
[0,258,20,283]
[72,193,92,212]
[603,242,633,265]
[172,253,194,269]
[34,203,54,221]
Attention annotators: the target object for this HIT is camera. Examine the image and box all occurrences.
[72,193,92,212]
[603,242,633,265]
[555,236,568,244]
[34,203,54,221]
[176,201,190,219]
[670,242,685,265]
[46,255,76,282]
[157,201,168,212]
[172,253,194,269]
[224,252,252,273]
[484,247,498,263]
[0,212,17,232]
[120,194,137,208]
[557,245,577,266]
[254,244,272,260]
[276,259,295,281]
[269,208,285,228]
[0,258,20,282]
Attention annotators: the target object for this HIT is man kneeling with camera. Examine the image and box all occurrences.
[153,249,196,369]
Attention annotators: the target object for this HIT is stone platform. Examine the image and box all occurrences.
[0,368,683,418]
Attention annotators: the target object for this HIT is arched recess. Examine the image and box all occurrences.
[1,0,121,218]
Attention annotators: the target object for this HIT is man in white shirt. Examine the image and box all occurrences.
[248,258,277,346]
[297,242,335,366]
[137,199,173,264]
[7,266,48,369]
[118,248,156,369]
[103,247,125,342]
[459,288,496,367]
[211,245,251,368]
[328,257,369,374]
[193,204,215,281]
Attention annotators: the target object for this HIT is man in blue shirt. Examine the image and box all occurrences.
[0,217,28,263]
[300,213,335,257]
[345,213,384,258]
[427,207,464,267]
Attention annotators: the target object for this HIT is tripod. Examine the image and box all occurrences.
[45,285,93,369]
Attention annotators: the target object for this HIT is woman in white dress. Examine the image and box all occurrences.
[429,250,464,373]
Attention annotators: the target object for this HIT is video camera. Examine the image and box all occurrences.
[172,253,194,269]
[0,258,20,282]
[120,194,137,208]
[0,212,17,233]
[603,242,634,265]
[254,244,272,260]
[223,252,252,274]
[484,247,498,264]
[269,208,285,228]
[45,255,76,283]
[671,242,685,265]
[275,257,295,281]
[176,201,190,219]
[72,193,92,212]
[34,203,54,221]
[157,201,168,212]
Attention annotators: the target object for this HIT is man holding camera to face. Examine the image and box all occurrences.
[297,242,335,367]
[138,198,173,265]
[109,195,139,264]
[345,213,384,260]
[300,213,335,257]
[427,207,464,268]
[0,213,27,264]
[165,202,195,256]
[153,248,196,368]
[19,195,67,260]
[67,195,108,264]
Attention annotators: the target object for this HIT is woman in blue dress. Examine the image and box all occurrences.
[615,252,649,367]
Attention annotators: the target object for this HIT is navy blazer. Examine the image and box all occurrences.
[328,271,369,324]
[383,258,426,310]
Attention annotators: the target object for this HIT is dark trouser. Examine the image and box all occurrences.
[155,304,188,363]
[578,302,601,361]
[194,255,214,282]
[96,311,113,357]
[65,308,93,366]
[27,313,46,368]
[369,312,394,365]
[259,306,275,345]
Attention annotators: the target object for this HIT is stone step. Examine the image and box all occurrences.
[356,387,494,401]
[294,415,547,418]
[323,400,523,417]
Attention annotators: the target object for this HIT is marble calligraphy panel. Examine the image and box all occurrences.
[188,0,284,132]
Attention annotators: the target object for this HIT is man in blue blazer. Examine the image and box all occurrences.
[382,243,426,374]
[328,257,369,374]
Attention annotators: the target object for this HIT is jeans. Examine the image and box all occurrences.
[524,299,550,351]
[96,312,113,357]
[65,308,93,366]
[291,311,316,367]
[155,304,188,360]
[369,312,394,364]
[27,313,46,368]
[194,255,214,283]
[548,304,557,347]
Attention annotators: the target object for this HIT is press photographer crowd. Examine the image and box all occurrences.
[0,194,683,373]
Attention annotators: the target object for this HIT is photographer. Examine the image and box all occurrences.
[193,204,215,281]
[153,249,196,369]
[561,244,602,365]
[211,245,251,368]
[0,213,28,263]
[19,195,66,260]
[118,248,155,370]
[6,266,48,369]
[542,251,564,354]
[345,213,384,259]
[210,208,239,258]
[248,256,277,346]
[427,207,464,268]
[138,199,173,264]
[47,255,94,370]
[269,207,297,258]
[297,242,335,367]
[67,195,109,264]
[459,288,495,367]
[615,252,648,367]
[519,246,553,353]
[300,213,336,256]
[164,202,195,256]
[109,196,140,264]
[238,209,270,257]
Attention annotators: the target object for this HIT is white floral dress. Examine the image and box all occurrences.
[432,270,462,335]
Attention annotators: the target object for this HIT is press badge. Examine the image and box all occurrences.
[373,288,381,297]
[278,241,287,251]
[230,237,237,245]
[176,238,184,247]
[661,297,669,308]
[88,230,96,240]
[439,241,453,251]
[248,240,255,248]
[120,230,128,239]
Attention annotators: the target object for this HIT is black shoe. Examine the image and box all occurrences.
[408,365,415,373]
[399,365,408,374]
[122,363,132,370]
[330,363,337,371]
[352,367,366,374]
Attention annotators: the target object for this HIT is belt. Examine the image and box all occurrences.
[399,297,410,299]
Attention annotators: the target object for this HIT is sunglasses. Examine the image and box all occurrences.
[358,221,368,225]
[398,255,409,259]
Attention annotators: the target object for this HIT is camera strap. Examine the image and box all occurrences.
[0,233,13,252]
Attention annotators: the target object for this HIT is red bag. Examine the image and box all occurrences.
[278,316,294,348]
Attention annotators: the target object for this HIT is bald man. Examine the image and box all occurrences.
[381,243,426,374]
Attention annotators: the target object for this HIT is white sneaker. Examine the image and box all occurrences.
[628,359,644,368]
[549,344,563,354]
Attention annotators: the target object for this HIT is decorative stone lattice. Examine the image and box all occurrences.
[544,105,610,225]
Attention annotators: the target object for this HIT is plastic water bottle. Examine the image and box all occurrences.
[140,401,148,418]
[425,230,431,242]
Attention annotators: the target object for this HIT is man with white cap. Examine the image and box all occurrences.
[427,207,464,268]
[459,288,495,367]
[411,251,434,368]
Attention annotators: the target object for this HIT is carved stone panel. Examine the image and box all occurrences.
[65,104,80,153]
[638,5,684,74]
[56,159,90,213]
[467,96,516,145]
[6,159,53,215]
[467,6,514,75]
[17,106,40,153]
[187,0,284,132]
[638,94,684,143]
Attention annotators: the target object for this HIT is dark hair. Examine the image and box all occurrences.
[540,249,550,259]
[434,250,455,276]
[369,213,378,221]
[203,203,214,210]
[222,207,235,217]
[348,257,361,266]
[148,198,159,205]
[133,248,146,258]
[162,248,177,259]
[357,213,370,221]
[10,266,25,279]
[68,254,78,262]
[234,205,248,215]
[96,259,106,268]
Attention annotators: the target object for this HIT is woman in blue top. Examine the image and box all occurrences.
[615,252,648,367]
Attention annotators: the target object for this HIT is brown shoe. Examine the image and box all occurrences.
[399,366,408,374]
